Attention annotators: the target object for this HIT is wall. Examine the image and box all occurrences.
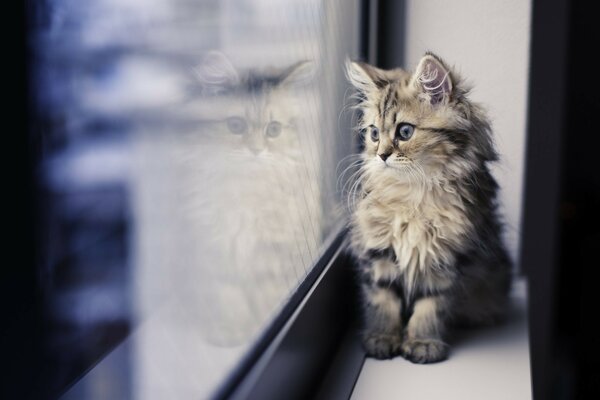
[404,0,532,265]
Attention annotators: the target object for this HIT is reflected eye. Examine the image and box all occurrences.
[226,117,248,135]
[265,121,282,138]
[396,123,414,141]
[370,126,379,142]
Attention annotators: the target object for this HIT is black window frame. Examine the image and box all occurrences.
[523,0,600,399]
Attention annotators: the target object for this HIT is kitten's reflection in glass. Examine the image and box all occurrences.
[138,52,321,347]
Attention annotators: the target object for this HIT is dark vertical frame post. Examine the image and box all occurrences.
[2,1,44,399]
[552,0,600,397]
[375,0,406,69]
[361,0,379,64]
[520,0,569,398]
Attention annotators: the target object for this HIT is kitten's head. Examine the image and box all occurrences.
[183,51,314,160]
[346,52,496,183]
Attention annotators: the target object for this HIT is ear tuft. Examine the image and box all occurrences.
[192,51,239,94]
[345,59,373,93]
[412,53,453,105]
[345,59,388,94]
[279,60,315,87]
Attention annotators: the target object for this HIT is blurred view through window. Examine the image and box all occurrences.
[32,0,360,398]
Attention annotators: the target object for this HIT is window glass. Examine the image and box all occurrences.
[32,0,360,397]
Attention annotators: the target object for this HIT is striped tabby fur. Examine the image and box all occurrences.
[345,52,511,363]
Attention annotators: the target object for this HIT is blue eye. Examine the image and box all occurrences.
[396,123,414,141]
[226,117,248,134]
[265,121,282,138]
[370,126,379,142]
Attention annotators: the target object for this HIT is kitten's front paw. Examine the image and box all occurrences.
[363,333,403,359]
[401,338,448,364]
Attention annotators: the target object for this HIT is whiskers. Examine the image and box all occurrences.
[395,160,428,187]
[337,86,359,137]
[336,153,437,213]
[336,154,367,212]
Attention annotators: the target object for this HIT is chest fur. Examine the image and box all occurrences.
[352,183,472,274]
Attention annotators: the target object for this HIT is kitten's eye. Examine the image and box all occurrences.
[396,123,414,141]
[265,121,282,138]
[226,117,248,135]
[370,126,379,142]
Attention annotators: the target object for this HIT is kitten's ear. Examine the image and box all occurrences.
[192,51,239,94]
[279,60,315,88]
[345,59,388,94]
[411,53,453,105]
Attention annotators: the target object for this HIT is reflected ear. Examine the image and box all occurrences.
[345,59,389,94]
[192,51,239,94]
[279,60,315,88]
[411,53,453,105]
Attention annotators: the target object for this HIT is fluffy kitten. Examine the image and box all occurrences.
[345,52,511,363]
[132,52,322,346]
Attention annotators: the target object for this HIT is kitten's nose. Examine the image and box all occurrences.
[249,145,265,155]
[379,152,392,161]
[247,135,266,155]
